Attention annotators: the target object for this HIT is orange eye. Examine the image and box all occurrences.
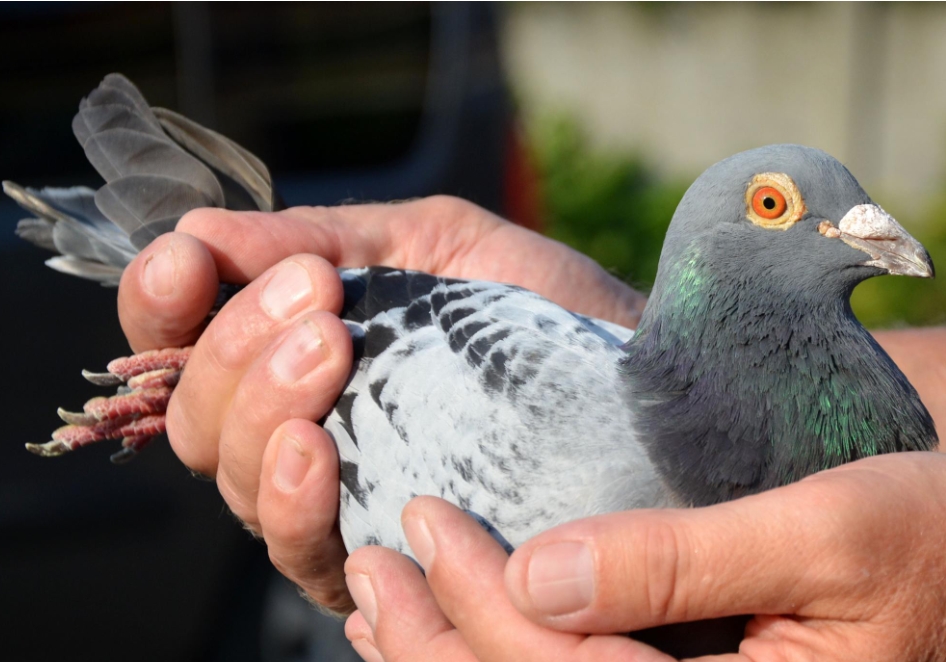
[745,173,805,230]
[751,187,787,219]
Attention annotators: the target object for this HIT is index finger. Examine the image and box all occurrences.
[174,196,504,281]
[176,199,646,327]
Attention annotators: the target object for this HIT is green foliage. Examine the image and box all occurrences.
[529,116,946,327]
[529,116,687,292]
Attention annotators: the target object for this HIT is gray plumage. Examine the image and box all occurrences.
[6,75,938,563]
[4,73,277,286]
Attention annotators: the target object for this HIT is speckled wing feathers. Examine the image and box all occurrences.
[328,268,671,554]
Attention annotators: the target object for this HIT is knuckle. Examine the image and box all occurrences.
[165,394,215,476]
[176,207,227,234]
[294,204,330,221]
[260,497,314,545]
[421,194,469,217]
[268,547,353,613]
[412,196,504,275]
[268,546,318,582]
[418,195,485,233]
[216,468,259,526]
[267,545,303,580]
[637,518,689,622]
[202,310,261,372]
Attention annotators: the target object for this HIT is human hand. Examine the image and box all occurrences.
[118,196,645,354]
[344,452,946,661]
[116,196,645,612]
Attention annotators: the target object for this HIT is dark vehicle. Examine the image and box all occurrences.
[0,4,528,660]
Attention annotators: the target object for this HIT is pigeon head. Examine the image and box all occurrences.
[626,144,938,507]
[657,144,933,305]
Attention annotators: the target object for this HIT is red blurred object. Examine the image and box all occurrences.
[503,123,545,232]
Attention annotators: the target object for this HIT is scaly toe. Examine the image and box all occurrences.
[82,387,172,421]
[106,348,191,381]
[37,346,191,460]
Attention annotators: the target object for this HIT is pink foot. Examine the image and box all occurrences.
[27,347,192,464]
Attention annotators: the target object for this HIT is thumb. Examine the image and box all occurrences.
[504,454,943,634]
[118,232,219,353]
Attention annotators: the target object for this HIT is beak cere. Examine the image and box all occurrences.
[835,204,935,278]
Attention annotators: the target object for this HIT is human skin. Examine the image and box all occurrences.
[116,197,946,656]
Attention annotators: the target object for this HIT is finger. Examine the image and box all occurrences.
[256,419,353,613]
[345,545,475,662]
[175,197,502,281]
[214,309,352,523]
[503,455,941,634]
[402,497,659,662]
[118,232,219,353]
[178,200,646,327]
[345,611,384,662]
[166,254,344,476]
[177,199,646,327]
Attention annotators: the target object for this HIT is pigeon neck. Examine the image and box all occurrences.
[621,247,937,506]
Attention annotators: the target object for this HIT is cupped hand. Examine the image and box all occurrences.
[116,196,644,612]
[344,452,946,661]
[118,196,645,354]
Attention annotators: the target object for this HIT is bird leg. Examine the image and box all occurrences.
[27,347,191,464]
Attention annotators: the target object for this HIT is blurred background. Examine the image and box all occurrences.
[1,3,944,661]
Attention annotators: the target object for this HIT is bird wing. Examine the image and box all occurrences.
[3,181,136,285]
[328,268,670,553]
[4,74,276,283]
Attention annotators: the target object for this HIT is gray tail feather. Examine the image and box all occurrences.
[4,73,278,285]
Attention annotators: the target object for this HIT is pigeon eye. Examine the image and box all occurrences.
[745,173,806,230]
[752,187,786,218]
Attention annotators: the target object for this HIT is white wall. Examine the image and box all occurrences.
[502,3,946,214]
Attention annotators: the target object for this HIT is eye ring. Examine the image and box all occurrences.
[752,187,786,219]
[745,173,806,229]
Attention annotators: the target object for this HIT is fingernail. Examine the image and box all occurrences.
[350,638,383,662]
[271,319,325,383]
[527,542,595,616]
[262,262,313,320]
[142,242,176,297]
[403,516,435,569]
[346,574,378,630]
[274,434,310,493]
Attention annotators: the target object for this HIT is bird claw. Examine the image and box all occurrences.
[25,439,73,458]
[29,347,191,460]
[57,407,98,426]
[81,370,124,387]
[110,435,155,464]
[109,447,139,464]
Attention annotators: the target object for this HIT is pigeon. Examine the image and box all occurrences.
[6,75,938,560]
